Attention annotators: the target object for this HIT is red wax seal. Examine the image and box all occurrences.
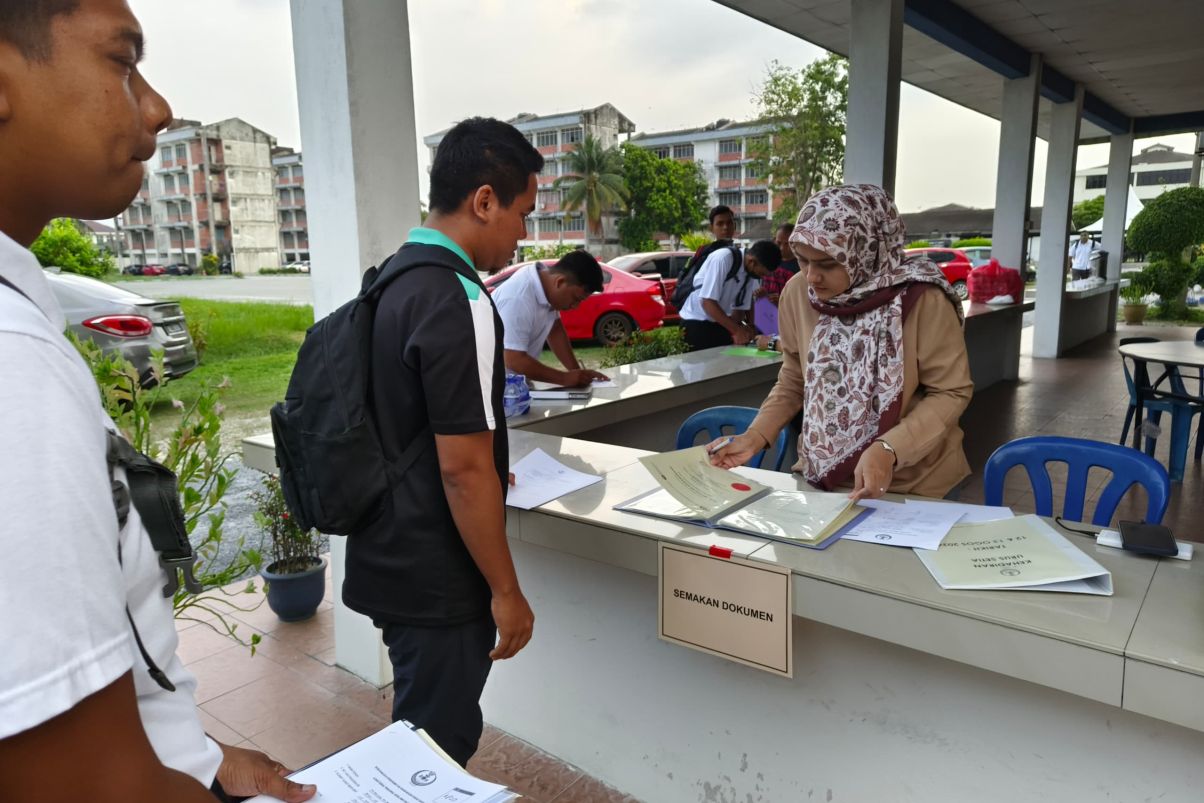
[731,482,752,492]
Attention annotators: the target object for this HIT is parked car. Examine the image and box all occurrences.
[139,264,166,276]
[961,246,993,267]
[903,247,973,299]
[284,260,311,273]
[607,250,694,322]
[44,270,198,385]
[165,262,194,275]
[483,259,665,345]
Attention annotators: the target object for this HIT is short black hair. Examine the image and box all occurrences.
[429,117,544,214]
[0,1,80,62]
[549,250,604,294]
[777,222,794,235]
[709,205,734,224]
[747,240,782,271]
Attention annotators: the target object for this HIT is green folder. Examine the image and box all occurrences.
[722,346,779,358]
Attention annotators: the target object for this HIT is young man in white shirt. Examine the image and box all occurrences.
[1068,231,1099,280]
[0,2,314,801]
[679,238,782,351]
[492,249,610,387]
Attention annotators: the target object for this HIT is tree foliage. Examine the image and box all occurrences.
[522,243,578,261]
[1127,186,1204,259]
[618,143,709,250]
[680,232,712,252]
[1071,196,1107,231]
[750,54,848,224]
[556,135,628,244]
[30,218,115,278]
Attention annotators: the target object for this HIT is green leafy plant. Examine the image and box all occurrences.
[200,253,220,276]
[30,218,116,278]
[187,310,212,363]
[556,135,628,250]
[1071,196,1107,231]
[618,142,709,250]
[252,474,320,574]
[905,240,932,249]
[952,237,991,248]
[522,243,578,261]
[1120,271,1149,304]
[680,232,712,252]
[1127,187,1204,316]
[599,326,688,368]
[69,334,262,650]
[1142,259,1196,317]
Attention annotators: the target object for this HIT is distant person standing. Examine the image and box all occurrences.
[760,222,801,305]
[492,251,610,387]
[1069,231,1099,280]
[679,239,781,350]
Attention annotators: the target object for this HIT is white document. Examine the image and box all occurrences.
[591,378,618,388]
[904,499,1014,523]
[637,447,769,521]
[245,720,515,803]
[506,448,602,510]
[841,498,963,551]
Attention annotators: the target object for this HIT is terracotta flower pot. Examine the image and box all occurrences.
[1122,303,1148,325]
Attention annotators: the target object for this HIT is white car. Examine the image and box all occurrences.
[284,260,311,273]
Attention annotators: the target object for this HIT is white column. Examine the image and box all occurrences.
[844,0,904,194]
[1033,85,1085,359]
[991,55,1042,270]
[1191,131,1203,188]
[290,0,421,686]
[1102,130,1134,283]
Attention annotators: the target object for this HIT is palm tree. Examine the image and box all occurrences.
[555,135,628,251]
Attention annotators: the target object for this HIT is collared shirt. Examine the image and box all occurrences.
[492,263,559,359]
[1069,239,1098,271]
[0,230,222,783]
[679,246,758,322]
[760,259,800,297]
[406,226,476,270]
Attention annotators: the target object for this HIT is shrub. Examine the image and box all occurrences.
[1120,271,1150,303]
[906,239,931,249]
[1128,187,1204,260]
[30,218,115,278]
[522,243,578,261]
[200,254,220,276]
[187,310,212,362]
[952,237,991,248]
[680,232,712,252]
[599,326,688,368]
[259,266,308,275]
[1143,259,1195,317]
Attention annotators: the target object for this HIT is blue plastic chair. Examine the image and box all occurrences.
[1118,336,1203,480]
[984,436,1170,526]
[676,405,790,471]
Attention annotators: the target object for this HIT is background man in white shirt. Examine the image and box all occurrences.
[0,2,314,801]
[492,250,610,387]
[679,239,781,351]
[1068,231,1100,280]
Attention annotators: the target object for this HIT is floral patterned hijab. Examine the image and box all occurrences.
[789,184,962,490]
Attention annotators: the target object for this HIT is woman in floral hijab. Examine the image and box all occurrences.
[712,184,973,500]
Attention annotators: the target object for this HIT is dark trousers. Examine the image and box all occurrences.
[378,615,497,767]
[683,319,734,351]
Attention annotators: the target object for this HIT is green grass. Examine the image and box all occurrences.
[541,345,608,370]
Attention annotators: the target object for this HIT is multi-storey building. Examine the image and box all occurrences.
[627,118,779,242]
[272,146,308,264]
[423,104,635,257]
[120,117,281,273]
[1074,142,1198,205]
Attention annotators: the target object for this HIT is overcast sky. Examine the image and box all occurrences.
[128,0,1195,214]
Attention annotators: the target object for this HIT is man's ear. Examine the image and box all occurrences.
[471,185,496,224]
[0,50,18,122]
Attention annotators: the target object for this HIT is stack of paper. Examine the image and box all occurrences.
[506,448,603,510]
[245,720,517,803]
[840,499,965,551]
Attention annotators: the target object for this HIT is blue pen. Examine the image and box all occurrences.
[707,437,734,455]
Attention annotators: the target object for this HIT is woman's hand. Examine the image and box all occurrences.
[849,442,895,501]
[707,431,767,469]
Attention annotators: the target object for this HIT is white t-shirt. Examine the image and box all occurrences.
[0,231,222,784]
[678,246,758,322]
[492,263,559,359]
[1069,239,1098,271]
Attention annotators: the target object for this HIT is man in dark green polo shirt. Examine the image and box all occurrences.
[343,118,541,766]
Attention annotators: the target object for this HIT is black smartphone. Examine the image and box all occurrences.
[1118,520,1179,557]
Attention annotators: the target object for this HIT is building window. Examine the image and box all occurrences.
[292,165,303,180]
[746,164,763,180]
[175,144,186,162]
[536,130,558,147]
[746,135,769,153]
[561,128,582,144]
[718,165,741,181]
[745,190,768,205]
[160,146,171,162]
[719,139,741,155]
[539,160,557,178]
[1085,175,1107,190]
[541,216,562,233]
[564,214,585,232]
[718,191,741,206]
[537,190,559,207]
[673,144,694,159]
[1135,168,1191,187]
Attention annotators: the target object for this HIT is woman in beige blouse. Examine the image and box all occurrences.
[710,184,973,500]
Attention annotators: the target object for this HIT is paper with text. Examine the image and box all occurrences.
[506,448,602,510]
[638,447,769,520]
[841,499,963,550]
[905,499,1014,523]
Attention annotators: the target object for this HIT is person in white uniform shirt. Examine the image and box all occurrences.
[0,2,314,801]
[1068,231,1099,280]
[492,249,610,387]
[679,239,781,351]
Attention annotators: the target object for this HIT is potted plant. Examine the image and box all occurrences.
[1120,276,1149,325]
[253,473,326,622]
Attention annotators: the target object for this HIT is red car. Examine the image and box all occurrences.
[483,259,666,345]
[607,250,694,322]
[903,247,972,299]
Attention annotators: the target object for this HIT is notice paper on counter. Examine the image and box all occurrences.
[506,448,602,510]
[840,498,963,550]
[245,720,516,803]
[905,499,1014,523]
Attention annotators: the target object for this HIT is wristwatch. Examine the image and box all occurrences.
[874,439,897,465]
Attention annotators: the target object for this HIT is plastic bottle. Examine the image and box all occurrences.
[503,371,531,418]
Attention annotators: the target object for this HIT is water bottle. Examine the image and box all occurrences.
[503,371,531,418]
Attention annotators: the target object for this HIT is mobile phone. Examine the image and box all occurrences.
[1117,520,1179,557]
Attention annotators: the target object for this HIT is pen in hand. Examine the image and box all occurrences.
[707,437,734,456]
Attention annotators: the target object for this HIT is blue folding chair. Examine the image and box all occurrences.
[984,436,1170,526]
[676,405,790,471]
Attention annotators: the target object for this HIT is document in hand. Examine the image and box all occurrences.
[506,448,602,510]
[914,515,1113,595]
[631,446,771,521]
[244,720,516,803]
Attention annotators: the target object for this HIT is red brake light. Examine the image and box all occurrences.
[83,315,153,337]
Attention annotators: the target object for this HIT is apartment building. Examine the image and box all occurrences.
[627,118,778,241]
[272,146,308,264]
[423,104,636,257]
[1074,142,1198,204]
[121,117,281,273]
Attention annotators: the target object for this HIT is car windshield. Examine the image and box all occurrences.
[607,255,642,270]
[45,271,152,303]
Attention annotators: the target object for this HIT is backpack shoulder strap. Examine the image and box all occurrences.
[724,245,744,282]
[362,242,479,303]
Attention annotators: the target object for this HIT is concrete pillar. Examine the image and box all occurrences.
[1033,85,1084,359]
[1191,131,1203,187]
[290,0,422,686]
[1102,129,1134,331]
[991,55,1042,271]
[844,0,903,193]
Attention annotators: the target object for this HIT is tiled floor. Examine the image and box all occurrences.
[184,321,1201,803]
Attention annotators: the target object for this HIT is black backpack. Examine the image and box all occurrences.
[270,243,466,536]
[671,240,744,309]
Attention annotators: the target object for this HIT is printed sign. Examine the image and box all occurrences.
[658,543,792,677]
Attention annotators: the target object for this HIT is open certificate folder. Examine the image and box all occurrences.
[244,720,516,803]
[914,515,1113,595]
